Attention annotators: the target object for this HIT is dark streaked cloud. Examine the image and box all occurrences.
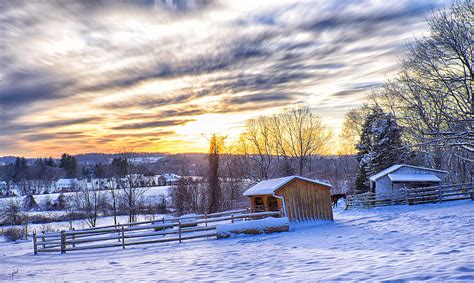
[111,119,194,130]
[223,92,302,105]
[23,132,90,142]
[332,82,382,97]
[0,0,448,155]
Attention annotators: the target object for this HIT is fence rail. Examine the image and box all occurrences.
[347,183,473,209]
[33,209,280,255]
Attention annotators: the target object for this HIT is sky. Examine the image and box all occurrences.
[0,0,449,157]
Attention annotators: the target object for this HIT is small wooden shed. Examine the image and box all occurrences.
[243,176,333,221]
[369,164,448,201]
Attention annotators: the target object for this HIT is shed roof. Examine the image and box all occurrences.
[243,175,331,197]
[56,178,77,183]
[388,174,441,182]
[369,164,448,182]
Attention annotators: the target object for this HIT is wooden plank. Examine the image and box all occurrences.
[308,187,316,220]
[308,188,316,220]
[295,186,302,221]
[312,184,319,220]
[33,232,37,255]
[322,189,328,220]
[297,182,306,221]
[326,189,334,220]
[60,231,66,254]
[285,190,294,221]
[316,189,324,220]
[441,196,473,202]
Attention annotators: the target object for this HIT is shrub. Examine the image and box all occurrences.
[4,228,25,241]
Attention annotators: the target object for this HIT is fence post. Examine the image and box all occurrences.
[178,221,182,243]
[33,231,37,255]
[121,225,125,249]
[438,184,442,202]
[71,228,76,248]
[204,214,207,227]
[231,214,234,223]
[60,230,66,254]
[390,189,394,206]
[41,231,45,249]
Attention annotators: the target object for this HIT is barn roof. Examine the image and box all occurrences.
[369,164,448,182]
[243,176,331,197]
[388,174,441,182]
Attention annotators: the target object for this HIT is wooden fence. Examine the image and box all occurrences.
[347,183,474,209]
[32,209,280,254]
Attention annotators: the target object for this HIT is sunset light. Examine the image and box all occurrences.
[0,0,445,157]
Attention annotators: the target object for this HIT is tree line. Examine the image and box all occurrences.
[340,0,472,192]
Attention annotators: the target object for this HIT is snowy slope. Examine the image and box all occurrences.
[1,200,473,281]
[0,186,172,208]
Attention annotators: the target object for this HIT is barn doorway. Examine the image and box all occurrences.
[268,197,279,211]
[254,197,265,212]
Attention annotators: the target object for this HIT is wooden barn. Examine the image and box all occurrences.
[369,164,448,201]
[243,176,333,221]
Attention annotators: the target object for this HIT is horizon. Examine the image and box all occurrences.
[0,0,450,156]
[0,151,353,160]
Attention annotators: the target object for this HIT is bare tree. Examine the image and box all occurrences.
[75,181,103,228]
[107,178,120,226]
[110,149,148,223]
[1,199,22,225]
[171,177,203,215]
[121,172,148,223]
[377,0,472,161]
[337,105,370,155]
[280,105,333,176]
[207,134,225,213]
[237,116,278,181]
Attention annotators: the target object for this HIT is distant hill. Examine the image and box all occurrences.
[0,152,207,165]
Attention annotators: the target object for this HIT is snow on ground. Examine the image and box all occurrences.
[1,214,169,235]
[0,186,172,208]
[1,200,473,281]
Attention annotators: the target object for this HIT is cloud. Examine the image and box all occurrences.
[23,132,89,142]
[0,0,447,156]
[111,119,194,130]
[223,92,302,105]
[332,82,382,97]
[0,117,99,135]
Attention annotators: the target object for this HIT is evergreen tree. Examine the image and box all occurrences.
[207,134,225,213]
[94,163,106,178]
[355,107,406,193]
[22,194,39,211]
[45,157,56,167]
[54,193,67,210]
[59,153,78,178]
[111,158,128,177]
[13,156,28,182]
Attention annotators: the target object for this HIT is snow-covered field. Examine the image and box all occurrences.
[0,185,171,207]
[1,200,473,281]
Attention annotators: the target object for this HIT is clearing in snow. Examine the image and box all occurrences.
[1,200,473,281]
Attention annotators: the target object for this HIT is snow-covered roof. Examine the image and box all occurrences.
[56,178,76,184]
[369,164,448,182]
[388,174,441,182]
[159,173,181,181]
[243,176,331,197]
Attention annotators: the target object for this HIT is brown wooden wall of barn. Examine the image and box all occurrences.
[276,179,333,221]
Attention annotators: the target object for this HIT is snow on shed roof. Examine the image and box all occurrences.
[56,178,76,183]
[369,164,448,182]
[243,176,331,197]
[388,174,441,182]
